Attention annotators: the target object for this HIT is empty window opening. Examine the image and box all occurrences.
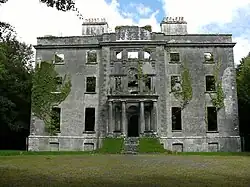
[51,107,61,132]
[55,76,63,91]
[86,77,96,92]
[204,52,214,62]
[85,108,95,131]
[207,107,217,131]
[206,76,216,91]
[144,51,151,59]
[54,53,64,64]
[171,76,182,92]
[115,77,122,91]
[144,76,151,91]
[128,52,138,59]
[87,50,97,63]
[172,107,182,130]
[116,51,122,59]
[84,143,94,151]
[172,143,183,152]
[170,53,180,63]
[50,142,59,151]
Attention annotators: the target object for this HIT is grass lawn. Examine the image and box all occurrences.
[0,154,250,187]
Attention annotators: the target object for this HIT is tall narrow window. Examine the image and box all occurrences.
[170,53,180,63]
[55,76,62,91]
[172,107,182,130]
[85,108,95,131]
[87,50,97,63]
[207,107,217,131]
[116,51,122,59]
[51,107,61,132]
[206,76,216,91]
[144,76,151,91]
[86,77,96,93]
[171,76,182,92]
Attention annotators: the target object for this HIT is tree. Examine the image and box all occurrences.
[236,53,250,137]
[0,0,75,11]
[0,21,33,133]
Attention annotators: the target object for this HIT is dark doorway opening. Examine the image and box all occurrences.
[128,115,139,137]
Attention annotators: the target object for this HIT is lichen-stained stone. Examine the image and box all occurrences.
[29,17,240,152]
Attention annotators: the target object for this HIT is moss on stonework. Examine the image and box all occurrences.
[209,59,224,110]
[142,25,152,32]
[96,138,124,154]
[138,138,166,153]
[31,61,71,135]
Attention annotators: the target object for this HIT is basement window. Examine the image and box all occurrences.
[207,107,217,131]
[128,52,138,59]
[87,50,97,63]
[170,53,180,63]
[51,107,61,132]
[172,107,182,131]
[86,77,96,93]
[54,53,64,64]
[206,76,216,91]
[85,108,95,131]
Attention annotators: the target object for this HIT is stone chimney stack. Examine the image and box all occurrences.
[160,17,187,35]
[82,18,109,36]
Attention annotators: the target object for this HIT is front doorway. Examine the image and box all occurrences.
[128,115,139,137]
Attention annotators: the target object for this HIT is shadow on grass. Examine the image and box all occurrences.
[0,167,249,187]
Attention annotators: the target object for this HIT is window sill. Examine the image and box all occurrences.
[172,130,182,132]
[86,62,98,65]
[83,131,96,134]
[54,62,65,65]
[51,91,61,94]
[203,61,214,64]
[169,61,181,64]
[85,92,97,94]
[206,131,219,133]
[205,91,217,94]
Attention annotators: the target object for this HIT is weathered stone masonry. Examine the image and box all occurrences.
[28,17,241,152]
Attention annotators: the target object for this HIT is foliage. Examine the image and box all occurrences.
[173,60,193,109]
[209,59,224,110]
[0,22,33,132]
[96,138,124,154]
[236,53,250,136]
[32,61,71,135]
[142,25,152,32]
[1,0,75,11]
[138,138,166,153]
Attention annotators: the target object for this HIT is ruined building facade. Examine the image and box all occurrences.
[29,17,241,152]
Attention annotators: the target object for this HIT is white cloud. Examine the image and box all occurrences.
[129,3,152,16]
[233,36,250,64]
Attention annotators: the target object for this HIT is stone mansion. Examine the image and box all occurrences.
[28,17,241,152]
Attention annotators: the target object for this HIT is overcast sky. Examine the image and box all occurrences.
[0,0,250,64]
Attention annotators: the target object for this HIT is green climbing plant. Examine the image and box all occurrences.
[173,60,193,109]
[31,61,71,135]
[209,58,224,110]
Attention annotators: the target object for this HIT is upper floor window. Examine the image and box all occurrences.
[128,52,138,59]
[206,75,216,92]
[86,77,96,93]
[87,50,97,63]
[54,53,64,64]
[51,107,61,132]
[116,51,122,59]
[144,51,151,60]
[204,52,214,63]
[170,52,180,63]
[171,76,182,92]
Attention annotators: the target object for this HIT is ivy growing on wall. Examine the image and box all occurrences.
[31,61,71,135]
[142,25,152,32]
[173,60,193,109]
[209,59,224,110]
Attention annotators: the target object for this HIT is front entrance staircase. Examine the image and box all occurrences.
[122,137,139,154]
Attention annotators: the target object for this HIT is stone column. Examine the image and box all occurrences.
[122,101,127,136]
[140,101,145,134]
[108,101,114,134]
[151,101,158,132]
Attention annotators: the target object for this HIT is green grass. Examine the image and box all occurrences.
[96,137,124,154]
[0,154,250,186]
[138,137,166,153]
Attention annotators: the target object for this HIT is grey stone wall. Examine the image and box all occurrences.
[29,23,240,152]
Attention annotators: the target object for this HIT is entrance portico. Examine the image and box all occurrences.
[107,95,158,137]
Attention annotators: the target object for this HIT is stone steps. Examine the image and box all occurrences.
[122,137,139,154]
